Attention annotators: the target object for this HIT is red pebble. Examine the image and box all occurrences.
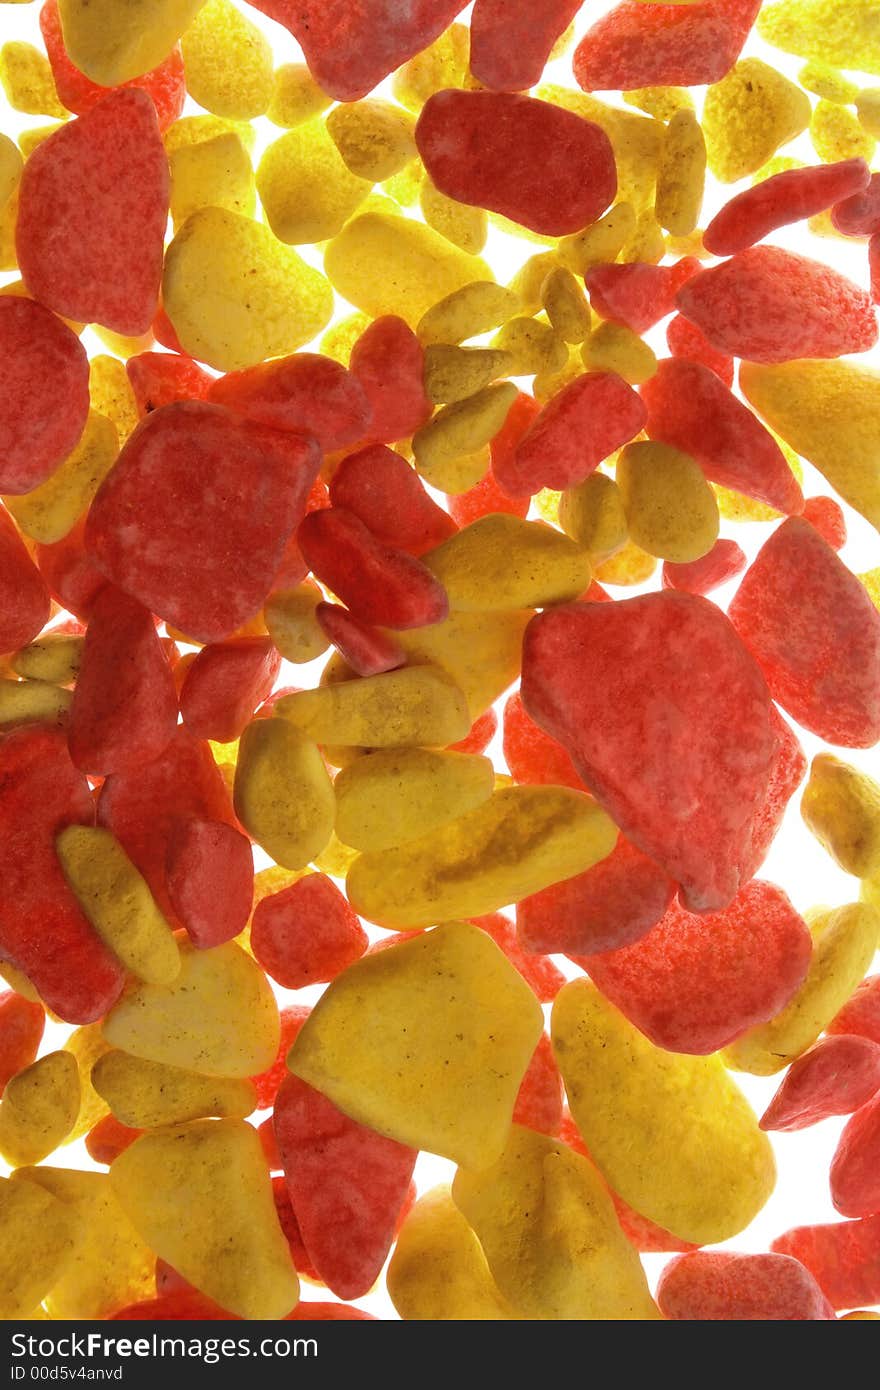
[297,507,448,630]
[761,1035,880,1132]
[704,159,871,256]
[449,471,530,527]
[97,726,237,924]
[666,313,734,386]
[85,1113,142,1165]
[502,691,584,791]
[498,373,646,496]
[485,392,542,506]
[573,0,761,91]
[772,1217,880,1310]
[17,90,170,336]
[658,1251,834,1320]
[512,1034,563,1136]
[448,706,498,755]
[349,317,432,446]
[274,1072,417,1300]
[0,510,51,655]
[0,725,124,1023]
[151,304,185,355]
[832,173,880,236]
[585,258,701,334]
[470,0,582,91]
[802,496,847,551]
[40,1,185,132]
[729,517,880,747]
[258,1115,282,1170]
[663,539,748,595]
[0,992,44,1094]
[416,90,616,237]
[831,1092,880,1218]
[469,912,565,1003]
[251,1006,310,1110]
[68,586,178,776]
[35,519,106,622]
[582,880,812,1055]
[251,874,367,990]
[86,402,321,643]
[180,638,281,744]
[642,358,805,515]
[676,247,878,363]
[0,298,90,496]
[209,355,371,454]
[165,819,254,949]
[247,0,468,101]
[517,836,678,957]
[315,603,405,677]
[126,352,213,416]
[742,706,807,880]
[521,593,777,912]
[271,1178,320,1282]
[329,445,457,557]
[828,977,880,1046]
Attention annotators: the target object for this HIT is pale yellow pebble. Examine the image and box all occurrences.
[264,583,329,664]
[420,178,489,254]
[11,634,83,684]
[664,228,710,259]
[382,158,424,208]
[558,473,628,563]
[324,210,492,327]
[417,281,521,346]
[103,938,279,1077]
[508,252,560,314]
[532,352,585,404]
[347,786,617,929]
[89,356,139,444]
[655,108,706,236]
[581,321,657,385]
[92,1051,257,1129]
[553,981,776,1245]
[0,132,22,211]
[724,903,879,1075]
[0,188,18,272]
[0,41,65,118]
[621,207,667,264]
[288,921,544,1169]
[390,610,530,722]
[617,440,719,563]
[861,566,880,611]
[4,410,118,544]
[423,514,591,611]
[752,154,805,185]
[811,98,876,161]
[423,344,512,404]
[320,311,370,365]
[311,831,359,878]
[168,130,255,228]
[56,825,181,986]
[557,202,637,276]
[57,0,207,86]
[334,747,495,853]
[257,120,372,245]
[703,59,812,183]
[540,266,592,344]
[801,754,880,878]
[623,87,694,121]
[267,62,330,128]
[64,1024,112,1140]
[594,537,658,586]
[163,112,256,154]
[163,207,333,371]
[532,488,561,526]
[18,124,65,158]
[0,1177,78,1320]
[276,663,470,748]
[234,717,334,871]
[798,61,859,103]
[857,88,880,137]
[492,316,568,377]
[413,382,517,491]
[0,677,71,728]
[758,0,880,76]
[0,1051,80,1166]
[90,325,153,358]
[392,24,470,112]
[0,961,40,1003]
[181,0,272,120]
[327,99,417,181]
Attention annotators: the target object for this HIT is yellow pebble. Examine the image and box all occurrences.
[423,344,512,405]
[740,360,880,533]
[492,317,568,377]
[163,207,333,371]
[508,252,559,315]
[798,60,859,103]
[533,487,562,526]
[420,178,489,254]
[92,1051,257,1129]
[703,59,812,182]
[387,1185,519,1320]
[56,826,181,987]
[334,748,495,853]
[233,718,334,871]
[0,1051,80,1166]
[621,207,667,264]
[275,663,470,749]
[424,514,592,611]
[811,98,876,161]
[617,440,719,563]
[392,24,470,112]
[856,87,880,136]
[412,383,517,492]
[581,321,658,385]
[654,108,706,236]
[18,124,65,158]
[540,266,592,344]
[557,202,637,276]
[801,754,880,878]
[0,1176,77,1319]
[382,158,424,208]
[418,282,521,346]
[110,1120,299,1320]
[594,537,658,587]
[11,633,82,685]
[452,1126,659,1320]
[623,86,694,121]
[168,131,254,228]
[0,132,22,213]
[64,1023,111,1140]
[724,903,879,1075]
[320,311,370,365]
[57,0,207,86]
[257,120,371,245]
[758,0,880,76]
[267,62,330,128]
[264,583,329,664]
[289,921,544,1169]
[89,356,139,445]
[558,473,628,563]
[181,0,272,120]
[0,187,17,273]
[0,41,65,118]
[861,566,880,612]
[326,99,417,182]
[4,410,118,544]
[347,785,617,929]
[0,677,71,728]
[325,210,492,327]
[163,112,256,154]
[553,980,776,1245]
[390,610,530,722]
[103,938,279,1077]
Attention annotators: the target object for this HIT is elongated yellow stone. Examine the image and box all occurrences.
[0,1051,80,1166]
[335,748,495,852]
[424,515,592,611]
[92,1051,257,1129]
[275,664,470,749]
[618,440,719,563]
[233,718,335,870]
[801,754,880,878]
[655,108,706,235]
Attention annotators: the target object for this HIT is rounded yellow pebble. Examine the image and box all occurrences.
[621,207,667,264]
[623,86,694,121]
[288,921,544,1170]
[558,472,629,563]
[57,0,207,86]
[0,1177,77,1320]
[758,0,880,77]
[11,633,82,685]
[420,179,489,255]
[424,514,592,611]
[594,537,658,587]
[347,785,617,929]
[390,610,530,722]
[4,411,119,545]
[417,281,520,346]
[56,825,181,987]
[857,87,880,137]
[811,98,876,162]
[267,62,331,129]
[275,663,471,749]
[540,266,592,344]
[168,131,255,228]
[703,59,812,183]
[508,252,559,315]
[391,24,470,112]
[64,1024,112,1140]
[492,317,568,377]
[552,981,776,1245]
[320,311,370,366]
[581,321,658,385]
[617,440,719,563]
[557,201,637,276]
[0,41,66,118]
[264,583,329,664]
[413,382,517,492]
[163,207,333,371]
[181,0,272,120]
[801,754,880,878]
[0,677,71,729]
[325,210,492,327]
[92,1051,257,1129]
[234,717,335,871]
[0,1051,80,1167]
[654,108,706,236]
[334,747,495,853]
[257,120,372,245]
[423,344,512,405]
[88,356,139,445]
[326,99,417,182]
[798,61,859,103]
